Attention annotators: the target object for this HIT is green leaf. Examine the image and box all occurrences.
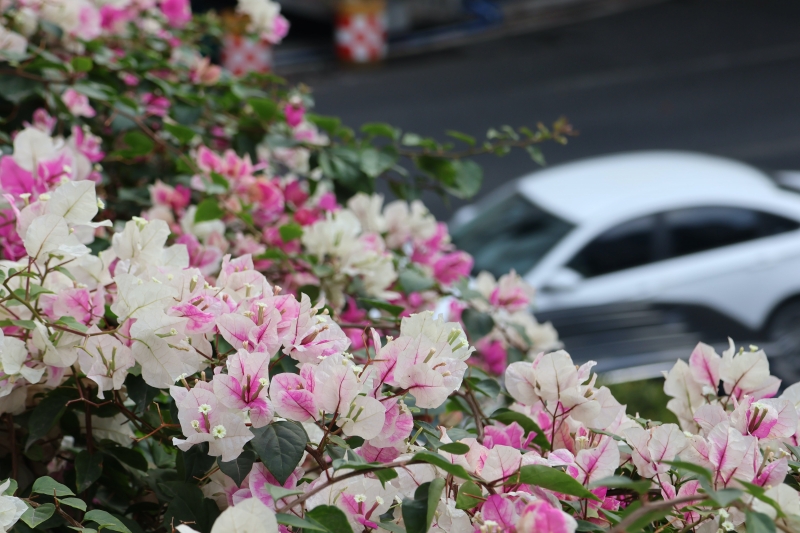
[402,133,424,146]
[306,505,353,533]
[104,446,148,472]
[164,123,196,144]
[27,391,71,450]
[262,485,304,503]
[0,76,40,104]
[360,148,396,178]
[359,298,404,317]
[58,497,87,511]
[71,57,93,72]
[416,155,455,183]
[84,510,132,533]
[56,315,88,333]
[739,481,784,516]
[519,465,600,501]
[307,114,342,136]
[278,223,303,242]
[526,145,546,166]
[590,476,651,495]
[490,409,550,451]
[160,481,219,533]
[665,460,713,480]
[378,522,406,533]
[616,500,672,532]
[710,488,743,507]
[402,478,445,533]
[746,510,777,533]
[461,308,494,339]
[398,269,435,293]
[446,130,476,146]
[76,450,104,492]
[438,442,469,455]
[194,198,224,223]
[178,444,216,482]
[124,374,159,414]
[298,284,321,304]
[250,421,308,485]
[217,450,256,488]
[275,513,328,531]
[445,160,483,199]
[20,503,55,528]
[375,468,399,486]
[210,172,230,191]
[249,97,278,121]
[73,81,113,100]
[1,479,16,496]
[410,451,472,480]
[112,131,154,158]
[576,519,604,532]
[361,122,400,140]
[471,378,500,398]
[455,480,483,510]
[32,476,74,497]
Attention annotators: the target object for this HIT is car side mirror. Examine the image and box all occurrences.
[541,267,582,293]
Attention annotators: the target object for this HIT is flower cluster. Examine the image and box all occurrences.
[1,2,795,532]
[0,0,287,54]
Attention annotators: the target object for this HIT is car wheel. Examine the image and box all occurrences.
[767,300,800,383]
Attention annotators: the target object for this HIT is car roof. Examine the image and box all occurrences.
[515,151,784,224]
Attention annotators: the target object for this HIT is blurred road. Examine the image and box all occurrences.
[294,0,800,220]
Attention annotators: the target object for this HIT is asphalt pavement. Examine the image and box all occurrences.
[292,0,800,220]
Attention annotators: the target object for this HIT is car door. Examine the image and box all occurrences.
[642,206,800,330]
[535,214,666,310]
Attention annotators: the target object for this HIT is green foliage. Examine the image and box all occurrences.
[604,379,677,424]
[461,309,494,339]
[217,450,256,488]
[26,390,76,449]
[75,451,104,492]
[161,482,219,533]
[20,503,55,528]
[278,223,303,242]
[84,510,133,533]
[402,478,445,533]
[32,476,74,497]
[455,480,483,510]
[410,451,472,480]
[519,465,601,501]
[250,421,308,485]
[490,408,551,451]
[438,442,469,455]
[194,198,225,222]
[305,505,354,533]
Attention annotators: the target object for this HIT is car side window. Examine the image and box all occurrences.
[664,207,800,259]
[568,215,657,278]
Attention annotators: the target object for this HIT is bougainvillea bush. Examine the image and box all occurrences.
[0,2,799,533]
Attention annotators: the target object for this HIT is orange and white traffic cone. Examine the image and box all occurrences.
[221,12,273,76]
[335,0,387,64]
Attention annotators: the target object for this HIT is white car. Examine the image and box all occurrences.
[451,151,800,354]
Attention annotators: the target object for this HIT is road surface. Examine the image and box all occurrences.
[294,0,800,220]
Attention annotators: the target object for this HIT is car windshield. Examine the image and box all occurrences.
[451,193,574,278]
